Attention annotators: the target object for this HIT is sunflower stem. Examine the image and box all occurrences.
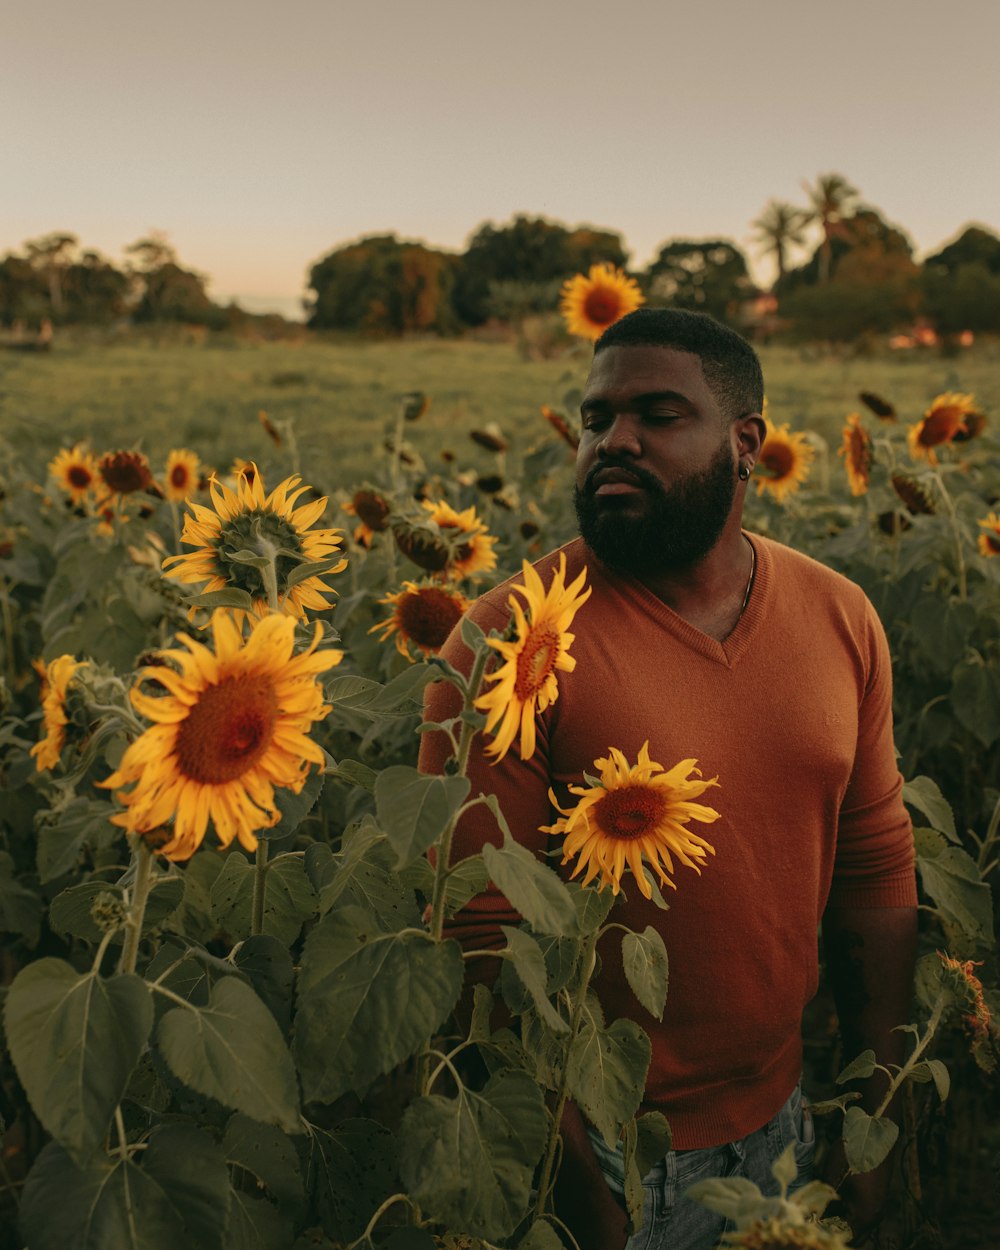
[168,499,182,554]
[872,992,946,1121]
[119,838,154,976]
[931,469,968,601]
[252,840,269,936]
[260,548,281,613]
[533,925,600,1223]
[390,405,406,491]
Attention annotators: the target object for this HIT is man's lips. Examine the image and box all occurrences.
[590,467,647,496]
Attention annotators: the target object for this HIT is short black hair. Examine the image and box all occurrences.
[594,308,764,421]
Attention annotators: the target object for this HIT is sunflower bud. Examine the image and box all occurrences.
[259,409,282,446]
[858,390,896,421]
[98,450,154,497]
[541,405,580,450]
[469,423,508,453]
[401,391,430,422]
[90,891,126,935]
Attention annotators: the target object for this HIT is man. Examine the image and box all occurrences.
[419,309,917,1250]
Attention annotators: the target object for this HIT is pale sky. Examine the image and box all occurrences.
[5,0,999,318]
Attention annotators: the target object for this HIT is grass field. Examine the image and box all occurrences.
[3,332,999,490]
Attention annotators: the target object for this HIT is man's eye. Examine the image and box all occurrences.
[582,416,610,432]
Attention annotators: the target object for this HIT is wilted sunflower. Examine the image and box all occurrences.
[722,1218,851,1249]
[421,499,498,580]
[49,445,98,504]
[100,611,341,861]
[541,405,580,450]
[475,553,590,761]
[98,450,155,502]
[755,419,814,502]
[30,655,86,771]
[977,513,1000,557]
[838,413,872,496]
[907,392,983,463]
[542,742,719,899]
[370,581,468,660]
[560,264,644,341]
[163,468,347,620]
[163,449,200,502]
[343,487,391,548]
[469,423,508,453]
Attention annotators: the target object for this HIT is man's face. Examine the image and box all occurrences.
[574,345,739,576]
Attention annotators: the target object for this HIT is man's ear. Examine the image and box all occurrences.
[736,413,766,464]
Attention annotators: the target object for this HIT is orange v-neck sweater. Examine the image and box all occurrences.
[419,533,917,1149]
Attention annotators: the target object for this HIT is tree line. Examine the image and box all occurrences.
[4,175,1000,343]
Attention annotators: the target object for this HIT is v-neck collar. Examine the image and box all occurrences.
[590,532,770,670]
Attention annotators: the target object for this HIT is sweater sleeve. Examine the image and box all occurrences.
[417,599,555,951]
[827,598,917,909]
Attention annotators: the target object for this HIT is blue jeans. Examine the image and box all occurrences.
[588,1085,816,1250]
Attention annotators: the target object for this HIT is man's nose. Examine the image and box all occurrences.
[598,414,642,457]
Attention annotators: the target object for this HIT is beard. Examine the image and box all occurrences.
[573,440,737,577]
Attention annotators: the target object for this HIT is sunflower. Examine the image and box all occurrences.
[163,467,347,620]
[722,1218,851,1249]
[98,450,155,502]
[30,655,86,771]
[164,449,200,502]
[541,405,580,450]
[370,581,468,660]
[421,499,498,580]
[343,487,391,548]
[755,419,814,502]
[837,413,872,496]
[542,742,719,899]
[48,445,98,504]
[937,951,991,1040]
[907,392,983,463]
[560,264,644,341]
[100,611,341,861]
[475,553,590,761]
[977,513,1000,558]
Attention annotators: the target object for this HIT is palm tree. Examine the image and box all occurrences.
[801,173,859,283]
[751,201,807,287]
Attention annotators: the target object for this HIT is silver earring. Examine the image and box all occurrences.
[738,462,751,481]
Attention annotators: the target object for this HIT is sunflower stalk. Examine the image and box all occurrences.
[252,841,269,936]
[872,991,947,1121]
[930,469,968,601]
[118,838,154,976]
[532,924,601,1223]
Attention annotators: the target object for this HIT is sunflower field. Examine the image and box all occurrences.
[1,307,999,1250]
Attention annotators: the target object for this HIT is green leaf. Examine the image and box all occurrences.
[788,1179,839,1217]
[951,661,1000,747]
[918,846,994,942]
[570,882,616,934]
[210,851,317,945]
[190,588,255,611]
[303,1118,398,1243]
[499,926,569,1032]
[0,851,43,944]
[224,1190,293,1250]
[460,613,486,653]
[842,1106,899,1173]
[517,1221,564,1249]
[910,1059,951,1102]
[315,824,420,929]
[222,1114,304,1216]
[482,836,577,936]
[902,776,958,842]
[443,854,490,916]
[157,977,300,1132]
[5,960,152,1160]
[375,765,470,868]
[295,907,463,1103]
[634,1110,672,1176]
[21,1135,229,1250]
[36,798,116,883]
[772,1140,798,1192]
[399,1069,547,1238]
[836,1048,878,1084]
[233,935,294,1033]
[264,768,325,840]
[327,757,378,793]
[285,553,348,589]
[621,927,668,1019]
[684,1175,763,1221]
[567,1016,651,1146]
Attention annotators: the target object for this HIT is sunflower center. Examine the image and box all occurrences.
[920,407,964,446]
[583,287,622,327]
[68,465,93,488]
[170,464,190,488]
[214,510,305,597]
[514,624,560,698]
[397,587,464,649]
[760,442,794,479]
[593,784,666,840]
[354,491,390,531]
[985,533,1000,555]
[175,673,279,784]
[100,452,152,494]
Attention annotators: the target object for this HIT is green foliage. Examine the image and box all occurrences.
[645,238,754,324]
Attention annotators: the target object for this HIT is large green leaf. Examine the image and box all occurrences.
[304,1117,398,1243]
[375,765,470,868]
[842,1106,899,1174]
[443,855,490,916]
[263,767,326,840]
[49,876,183,944]
[399,1069,547,1238]
[621,927,668,1020]
[223,1190,293,1250]
[5,959,152,1159]
[499,926,569,1032]
[0,850,43,945]
[951,661,1000,747]
[222,1113,304,1216]
[210,851,317,945]
[295,906,463,1103]
[918,846,994,943]
[313,820,420,929]
[902,776,958,842]
[157,977,300,1132]
[567,1015,651,1146]
[234,935,294,1033]
[20,1128,229,1250]
[36,797,118,883]
[482,836,577,936]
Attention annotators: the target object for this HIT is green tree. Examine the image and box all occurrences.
[306,235,458,334]
[124,232,219,325]
[0,254,48,326]
[644,239,754,324]
[751,201,807,286]
[62,251,130,324]
[24,232,78,321]
[921,226,1000,335]
[801,173,859,283]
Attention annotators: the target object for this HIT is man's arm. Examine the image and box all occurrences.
[553,1101,630,1250]
[822,904,918,1239]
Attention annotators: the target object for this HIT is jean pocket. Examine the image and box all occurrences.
[783,1085,816,1181]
